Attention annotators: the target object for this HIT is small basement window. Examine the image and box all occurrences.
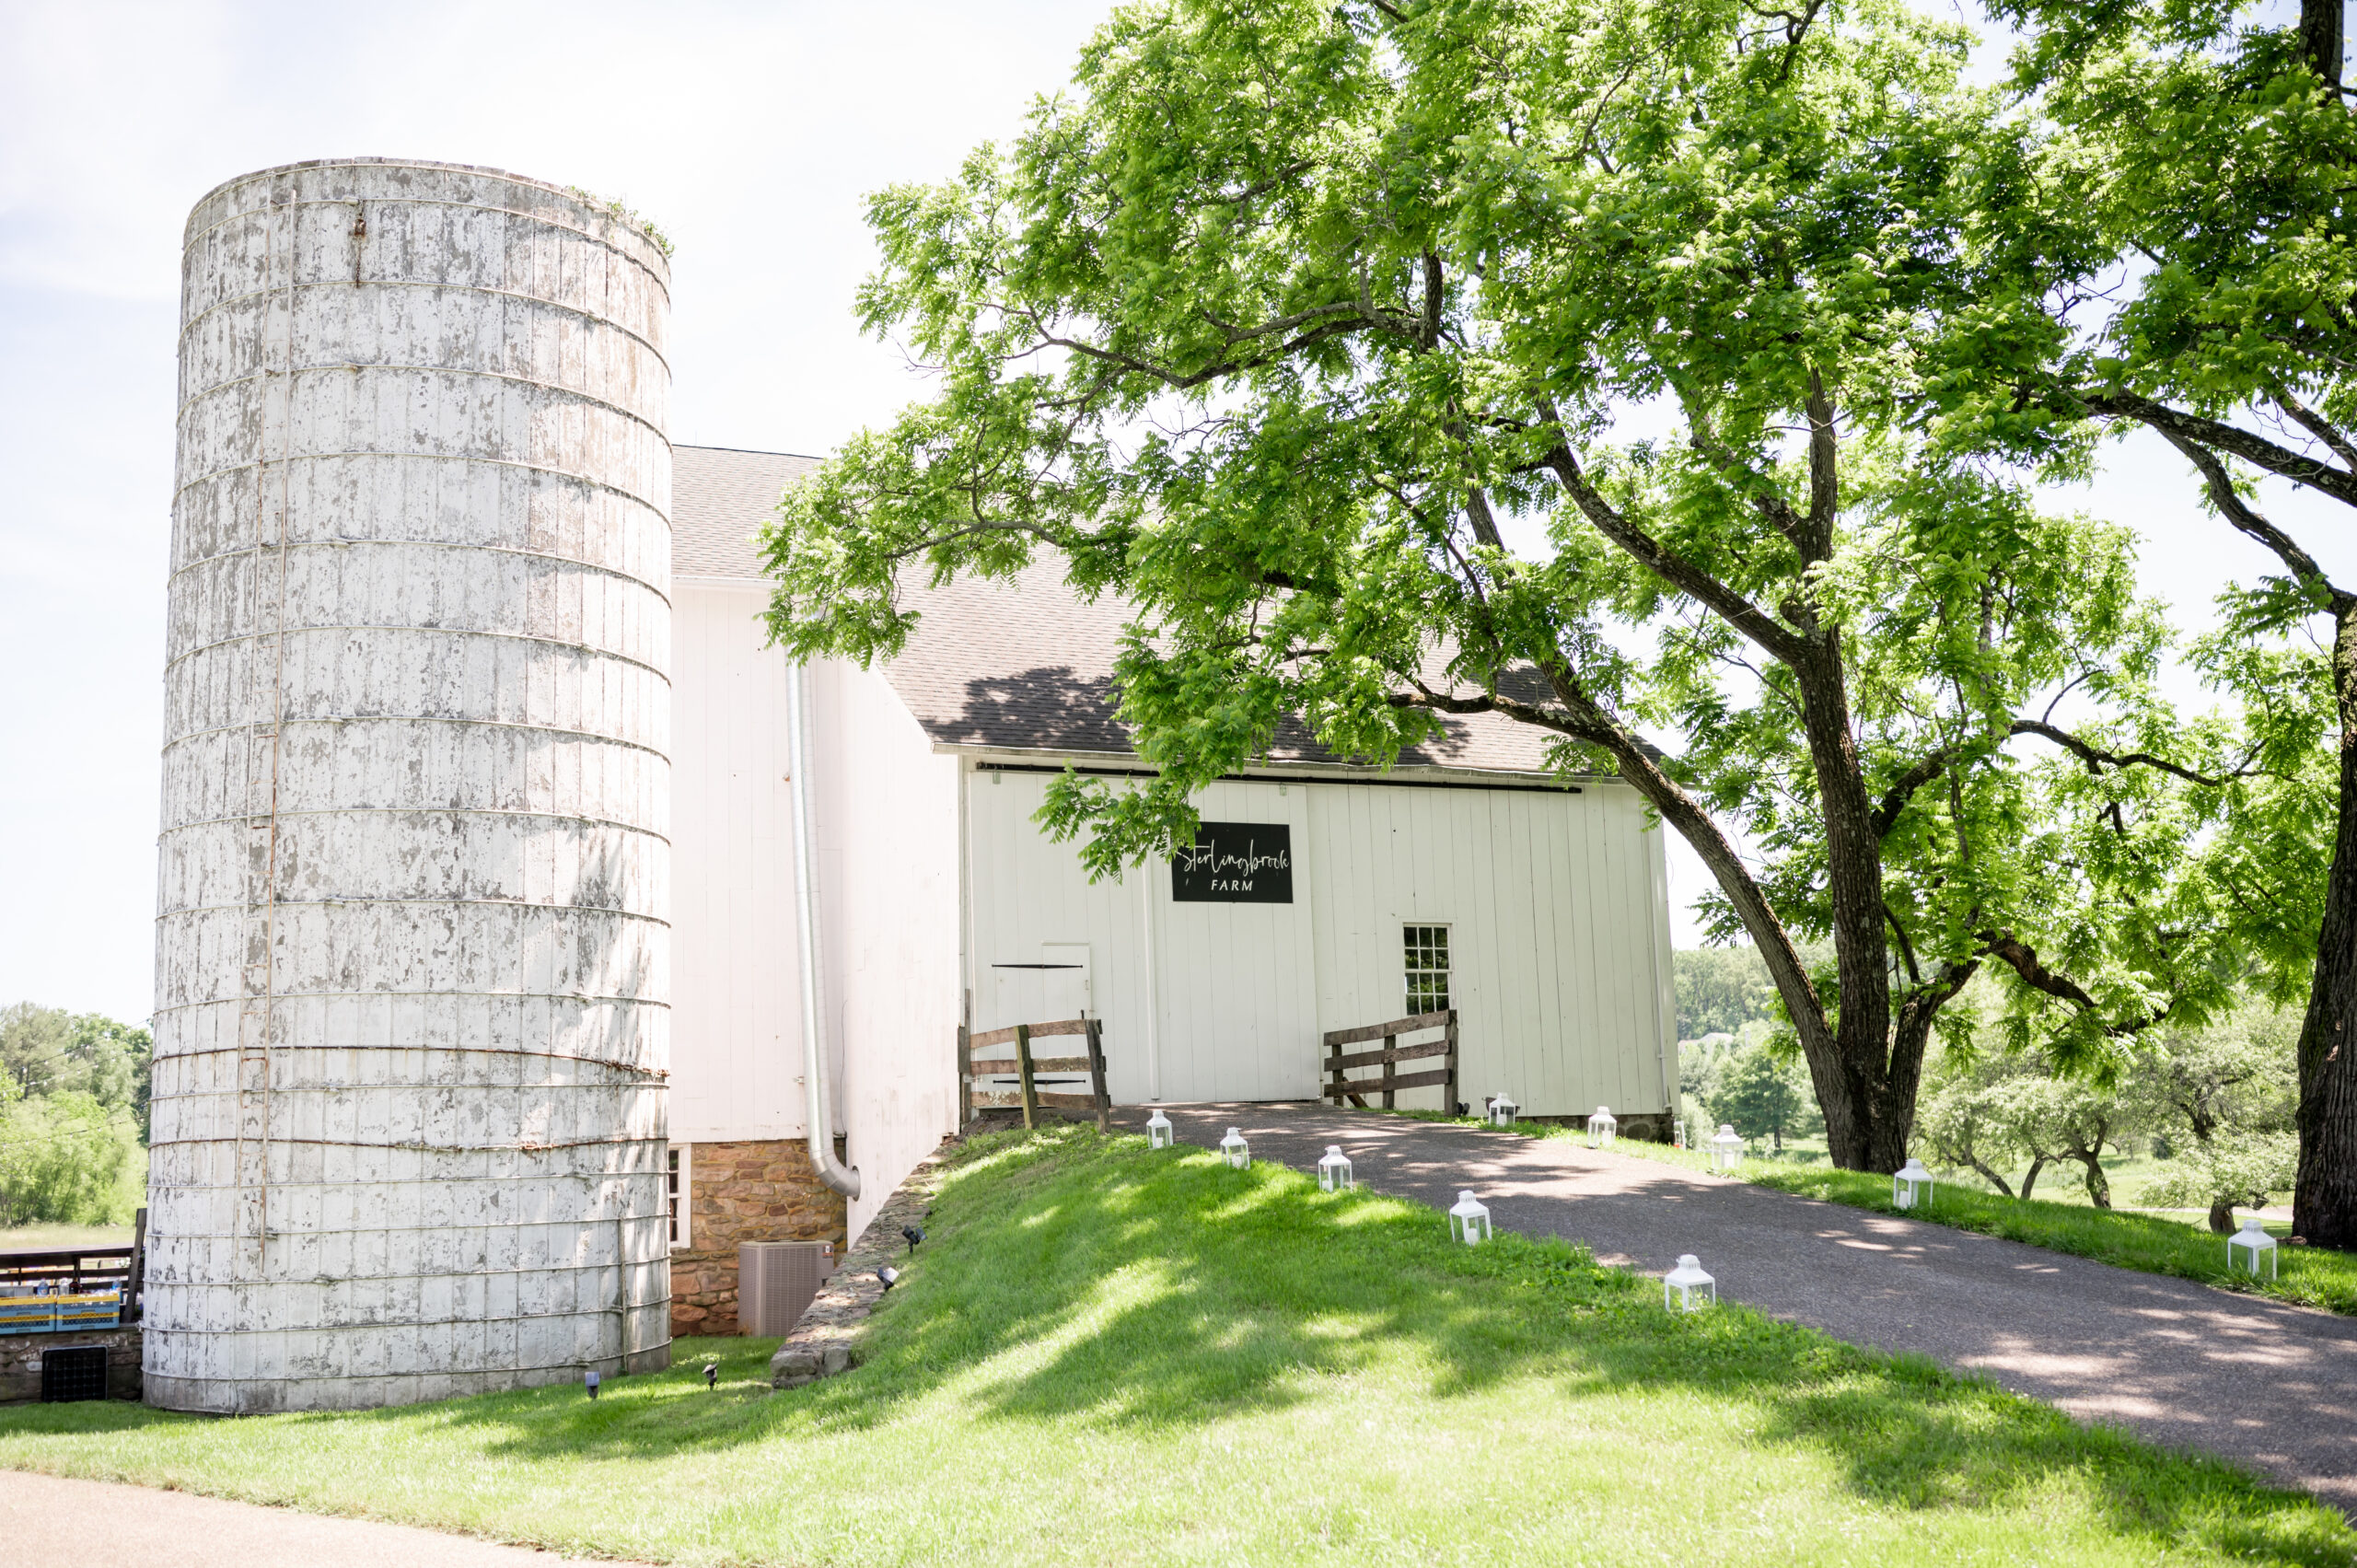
[668,1144,690,1249]
[1404,924,1452,1014]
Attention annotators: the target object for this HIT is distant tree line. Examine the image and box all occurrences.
[0,1002,150,1227]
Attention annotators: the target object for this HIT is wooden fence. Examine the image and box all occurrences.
[1321,1008,1458,1111]
[960,1017,1110,1132]
[0,1209,145,1336]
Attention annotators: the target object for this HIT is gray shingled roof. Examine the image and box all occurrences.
[673,446,822,578]
[672,444,1560,775]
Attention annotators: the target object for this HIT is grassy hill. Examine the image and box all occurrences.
[0,1127,2345,1565]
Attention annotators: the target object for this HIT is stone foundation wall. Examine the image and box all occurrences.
[672,1140,847,1338]
[0,1327,143,1403]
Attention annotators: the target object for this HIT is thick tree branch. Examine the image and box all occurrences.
[1871,746,1959,838]
[1536,416,1808,664]
[2081,387,2357,512]
[1977,929,2168,1033]
[1390,667,1831,1059]
[1803,366,1839,557]
[2276,389,2357,473]
[2009,717,2261,787]
[2153,426,2355,608]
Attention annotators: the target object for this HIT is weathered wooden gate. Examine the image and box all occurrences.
[1320,1009,1459,1111]
[959,1018,1111,1132]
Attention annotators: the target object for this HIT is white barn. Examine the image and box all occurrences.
[145,157,1677,1403]
[665,445,1680,1330]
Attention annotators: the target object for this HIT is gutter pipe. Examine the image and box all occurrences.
[788,660,861,1201]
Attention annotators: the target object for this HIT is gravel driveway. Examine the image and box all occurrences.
[1118,1101,2357,1515]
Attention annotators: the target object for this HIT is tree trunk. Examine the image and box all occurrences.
[2209,1198,2235,1235]
[2021,1156,2048,1202]
[2302,0,2343,86]
[1792,645,1904,1172]
[2294,602,2357,1250]
[1968,1157,2015,1199]
[2077,1153,2113,1209]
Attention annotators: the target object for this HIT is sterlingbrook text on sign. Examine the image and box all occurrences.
[1171,822,1295,904]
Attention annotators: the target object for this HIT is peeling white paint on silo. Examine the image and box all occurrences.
[149,158,672,1411]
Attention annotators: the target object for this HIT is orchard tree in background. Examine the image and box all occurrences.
[1980,0,2357,1245]
[762,0,2197,1171]
[2126,1002,2300,1232]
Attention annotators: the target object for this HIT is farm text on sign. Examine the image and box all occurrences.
[1172,822,1295,904]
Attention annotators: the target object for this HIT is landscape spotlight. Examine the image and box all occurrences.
[877,1266,900,1291]
[1664,1254,1716,1312]
[1892,1157,1935,1211]
[1710,1124,1744,1171]
[1487,1093,1518,1128]
[1318,1145,1353,1192]
[1146,1108,1175,1149]
[2228,1215,2280,1280]
[702,1361,719,1391]
[902,1225,924,1253]
[1448,1190,1492,1247]
[584,1369,600,1400]
[1220,1127,1251,1170]
[1587,1105,1617,1149]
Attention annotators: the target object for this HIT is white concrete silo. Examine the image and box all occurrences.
[150,159,672,1411]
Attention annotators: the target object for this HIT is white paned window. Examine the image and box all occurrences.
[1404,924,1452,1014]
[668,1145,691,1249]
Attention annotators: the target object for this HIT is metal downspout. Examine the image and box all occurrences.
[788,661,860,1201]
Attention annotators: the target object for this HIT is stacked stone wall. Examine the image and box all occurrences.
[0,1327,143,1403]
[672,1140,846,1337]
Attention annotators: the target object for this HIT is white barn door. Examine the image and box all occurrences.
[1150,780,1319,1102]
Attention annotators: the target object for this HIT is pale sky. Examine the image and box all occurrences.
[1,1,2346,1023]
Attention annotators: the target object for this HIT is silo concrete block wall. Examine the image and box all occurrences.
[150,158,673,1412]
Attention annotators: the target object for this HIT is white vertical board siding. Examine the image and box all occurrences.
[964,768,1155,1103]
[1304,780,1674,1118]
[963,767,1669,1112]
[966,772,1320,1105]
[1151,781,1320,1101]
[669,584,803,1142]
[822,664,963,1243]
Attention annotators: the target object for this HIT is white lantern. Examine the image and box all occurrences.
[1893,1157,1935,1210]
[1146,1108,1175,1149]
[1587,1105,1618,1148]
[1220,1126,1250,1170]
[1710,1123,1744,1170]
[1487,1092,1519,1128]
[2227,1214,2279,1280]
[1318,1145,1354,1191]
[1448,1190,1493,1246]
[1664,1254,1717,1311]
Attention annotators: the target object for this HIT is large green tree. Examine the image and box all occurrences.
[762,0,2186,1170]
[1977,0,2357,1245]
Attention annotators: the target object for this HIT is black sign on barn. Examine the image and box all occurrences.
[1171,821,1295,903]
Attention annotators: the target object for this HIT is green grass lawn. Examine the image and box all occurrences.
[1406,1111,2357,1318]
[1666,1120,2253,1218]
[1,1128,2348,1565]
[0,1225,135,1252]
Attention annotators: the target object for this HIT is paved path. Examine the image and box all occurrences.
[1120,1102,2357,1514]
[0,1469,641,1564]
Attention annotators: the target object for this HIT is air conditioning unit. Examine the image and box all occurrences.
[737,1240,836,1337]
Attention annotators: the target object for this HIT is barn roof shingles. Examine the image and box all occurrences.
[671,444,1560,776]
